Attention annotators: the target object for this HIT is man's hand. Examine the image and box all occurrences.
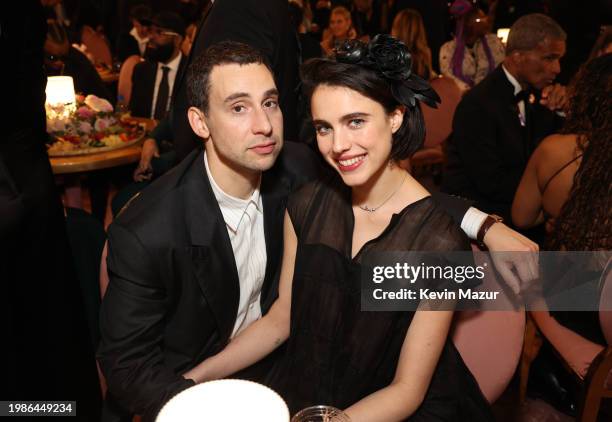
[133,138,159,182]
[483,222,539,295]
[540,83,567,112]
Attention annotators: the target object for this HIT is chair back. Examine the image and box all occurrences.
[117,55,143,106]
[451,244,526,403]
[421,76,462,148]
[81,25,112,66]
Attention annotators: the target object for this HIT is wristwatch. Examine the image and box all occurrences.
[477,214,503,246]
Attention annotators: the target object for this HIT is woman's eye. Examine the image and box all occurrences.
[315,126,331,136]
[348,119,364,128]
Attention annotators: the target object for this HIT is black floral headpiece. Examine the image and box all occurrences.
[334,34,440,109]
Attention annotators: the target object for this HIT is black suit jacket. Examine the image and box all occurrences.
[442,65,563,220]
[98,142,321,421]
[129,55,188,119]
[171,0,300,162]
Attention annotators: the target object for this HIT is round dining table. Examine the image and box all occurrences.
[49,117,156,175]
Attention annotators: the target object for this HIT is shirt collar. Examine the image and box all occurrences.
[204,151,262,232]
[501,64,522,95]
[159,51,182,72]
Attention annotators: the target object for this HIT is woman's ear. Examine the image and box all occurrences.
[187,106,211,140]
[390,106,406,134]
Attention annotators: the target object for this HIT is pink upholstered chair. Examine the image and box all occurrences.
[117,55,143,107]
[407,76,462,176]
[81,25,112,67]
[451,244,526,403]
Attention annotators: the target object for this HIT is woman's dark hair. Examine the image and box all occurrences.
[300,35,439,161]
[548,53,612,251]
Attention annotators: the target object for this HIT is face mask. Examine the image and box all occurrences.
[145,41,175,63]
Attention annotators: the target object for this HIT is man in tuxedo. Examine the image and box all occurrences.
[129,11,188,120]
[171,0,301,162]
[98,41,320,422]
[442,13,567,222]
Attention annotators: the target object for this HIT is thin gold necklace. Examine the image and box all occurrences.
[357,173,407,213]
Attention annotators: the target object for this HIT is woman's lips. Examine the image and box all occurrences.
[336,154,366,172]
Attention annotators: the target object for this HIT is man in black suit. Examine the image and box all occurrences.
[98,41,320,422]
[171,0,301,162]
[129,11,188,119]
[442,14,567,222]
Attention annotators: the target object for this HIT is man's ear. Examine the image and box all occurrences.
[187,106,211,140]
[390,106,405,134]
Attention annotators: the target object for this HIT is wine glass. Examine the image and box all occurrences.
[291,405,351,422]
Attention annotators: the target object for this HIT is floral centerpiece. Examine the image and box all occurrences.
[46,94,145,156]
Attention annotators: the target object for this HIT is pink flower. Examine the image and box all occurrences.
[47,118,66,133]
[78,121,93,134]
[77,106,95,119]
[94,117,112,132]
[85,95,113,113]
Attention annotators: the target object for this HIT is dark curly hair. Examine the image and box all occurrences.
[547,53,612,251]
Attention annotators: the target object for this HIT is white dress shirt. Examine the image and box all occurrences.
[502,64,526,126]
[150,52,182,119]
[204,152,267,338]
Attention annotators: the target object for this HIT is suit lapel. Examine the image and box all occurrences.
[493,67,530,161]
[140,62,157,118]
[185,150,240,343]
[260,171,289,313]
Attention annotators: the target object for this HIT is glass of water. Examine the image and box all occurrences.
[291,405,351,422]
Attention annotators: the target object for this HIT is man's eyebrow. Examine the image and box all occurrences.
[224,88,279,103]
[224,92,250,103]
[263,88,279,98]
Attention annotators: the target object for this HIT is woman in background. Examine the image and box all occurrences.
[320,6,357,56]
[439,0,505,91]
[512,54,611,377]
[391,9,435,80]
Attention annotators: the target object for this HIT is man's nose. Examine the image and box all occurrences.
[252,107,273,136]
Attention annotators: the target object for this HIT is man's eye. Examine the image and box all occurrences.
[348,119,364,128]
[232,105,246,113]
[264,99,278,108]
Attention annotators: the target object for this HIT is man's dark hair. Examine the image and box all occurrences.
[506,13,566,54]
[300,59,426,161]
[187,41,273,114]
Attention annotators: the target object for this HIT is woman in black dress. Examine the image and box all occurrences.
[184,35,493,421]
